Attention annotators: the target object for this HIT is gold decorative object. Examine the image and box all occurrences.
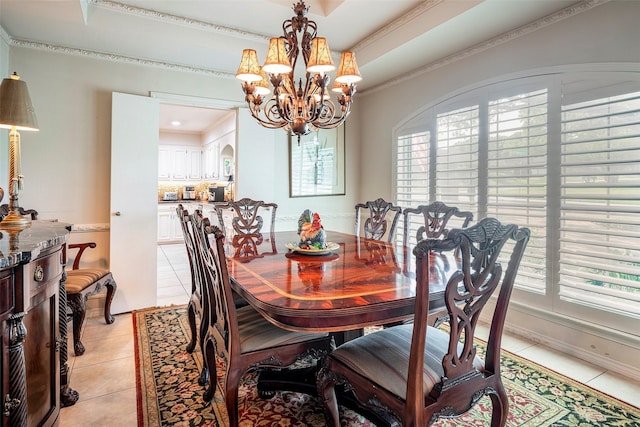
[0,72,39,230]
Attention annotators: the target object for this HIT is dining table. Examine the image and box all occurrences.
[224,229,458,410]
[226,230,458,336]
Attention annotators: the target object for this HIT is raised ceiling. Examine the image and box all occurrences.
[0,0,597,131]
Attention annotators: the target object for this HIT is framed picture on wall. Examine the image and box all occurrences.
[223,157,233,177]
[289,126,346,197]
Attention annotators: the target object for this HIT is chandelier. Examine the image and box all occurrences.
[235,0,361,142]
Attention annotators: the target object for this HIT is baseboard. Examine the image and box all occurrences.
[482,301,640,382]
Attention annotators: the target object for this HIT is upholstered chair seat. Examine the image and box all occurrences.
[326,324,484,400]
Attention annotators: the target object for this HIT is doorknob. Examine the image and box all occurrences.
[113,211,121,216]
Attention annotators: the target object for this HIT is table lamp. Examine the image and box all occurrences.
[0,72,39,230]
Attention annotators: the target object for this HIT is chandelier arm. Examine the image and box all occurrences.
[236,1,359,137]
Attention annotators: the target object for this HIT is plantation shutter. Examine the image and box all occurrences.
[434,105,479,216]
[487,89,548,294]
[559,82,640,321]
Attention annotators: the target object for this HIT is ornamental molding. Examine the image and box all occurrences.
[0,26,10,45]
[10,38,235,78]
[4,0,610,87]
[90,0,268,43]
[351,0,444,52]
[369,0,611,95]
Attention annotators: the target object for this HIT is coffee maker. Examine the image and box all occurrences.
[208,185,225,202]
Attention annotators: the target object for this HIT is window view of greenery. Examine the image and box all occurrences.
[559,89,640,317]
[290,130,337,196]
[396,72,640,333]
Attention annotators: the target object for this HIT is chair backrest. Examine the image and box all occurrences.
[176,204,203,300]
[402,201,473,247]
[190,209,239,366]
[229,231,277,262]
[409,217,529,405]
[354,198,402,242]
[215,197,278,236]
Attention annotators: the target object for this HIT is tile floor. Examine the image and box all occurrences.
[59,243,640,426]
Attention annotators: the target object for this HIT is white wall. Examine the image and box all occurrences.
[353,1,640,378]
[4,43,358,263]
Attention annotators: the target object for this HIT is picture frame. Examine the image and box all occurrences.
[289,126,346,197]
[222,156,233,177]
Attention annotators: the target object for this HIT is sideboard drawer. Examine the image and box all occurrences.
[21,248,63,311]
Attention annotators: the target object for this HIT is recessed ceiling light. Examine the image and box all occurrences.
[171,120,182,126]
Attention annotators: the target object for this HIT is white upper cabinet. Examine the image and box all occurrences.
[188,147,203,180]
[203,142,218,179]
[158,145,204,180]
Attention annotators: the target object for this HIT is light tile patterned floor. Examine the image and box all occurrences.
[59,244,640,426]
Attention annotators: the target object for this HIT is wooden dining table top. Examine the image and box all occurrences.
[226,230,457,332]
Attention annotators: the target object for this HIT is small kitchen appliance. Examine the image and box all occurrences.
[163,191,178,201]
[183,186,196,200]
[208,186,225,202]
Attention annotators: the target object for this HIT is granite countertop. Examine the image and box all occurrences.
[0,221,71,269]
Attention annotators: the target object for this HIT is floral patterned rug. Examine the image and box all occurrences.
[134,306,640,427]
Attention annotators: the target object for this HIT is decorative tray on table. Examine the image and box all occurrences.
[285,242,339,256]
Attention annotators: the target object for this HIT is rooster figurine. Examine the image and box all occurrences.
[297,209,327,250]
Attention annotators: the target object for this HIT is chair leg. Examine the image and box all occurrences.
[490,382,509,427]
[185,299,197,353]
[225,369,243,427]
[202,338,217,403]
[197,303,209,386]
[68,293,86,356]
[104,280,116,324]
[317,365,341,427]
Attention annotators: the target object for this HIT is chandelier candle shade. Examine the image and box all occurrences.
[235,1,361,142]
[0,72,39,230]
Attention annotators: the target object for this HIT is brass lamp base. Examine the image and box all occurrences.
[0,212,31,230]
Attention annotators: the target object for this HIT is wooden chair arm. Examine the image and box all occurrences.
[67,242,98,270]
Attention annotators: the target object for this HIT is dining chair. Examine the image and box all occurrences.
[229,231,277,262]
[176,204,209,386]
[318,217,530,427]
[214,197,278,236]
[355,198,402,242]
[190,210,334,427]
[0,205,117,356]
[402,201,474,247]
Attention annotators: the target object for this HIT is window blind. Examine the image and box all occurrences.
[559,90,640,318]
[487,89,548,294]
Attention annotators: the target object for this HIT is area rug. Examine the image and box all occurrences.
[134,306,640,426]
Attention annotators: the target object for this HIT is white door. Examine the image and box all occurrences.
[110,92,159,313]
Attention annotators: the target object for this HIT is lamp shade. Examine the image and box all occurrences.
[307,38,335,74]
[253,68,271,96]
[235,49,263,83]
[262,38,292,74]
[335,51,362,84]
[0,73,39,131]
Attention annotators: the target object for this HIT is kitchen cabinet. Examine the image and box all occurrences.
[158,204,183,243]
[158,202,205,243]
[203,143,218,179]
[158,145,202,180]
[188,148,202,180]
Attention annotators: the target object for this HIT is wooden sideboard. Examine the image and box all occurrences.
[0,221,76,427]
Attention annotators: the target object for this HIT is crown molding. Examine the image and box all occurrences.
[365,0,611,96]
[91,0,269,43]
[0,25,10,46]
[3,0,610,89]
[9,38,236,79]
[351,0,444,52]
